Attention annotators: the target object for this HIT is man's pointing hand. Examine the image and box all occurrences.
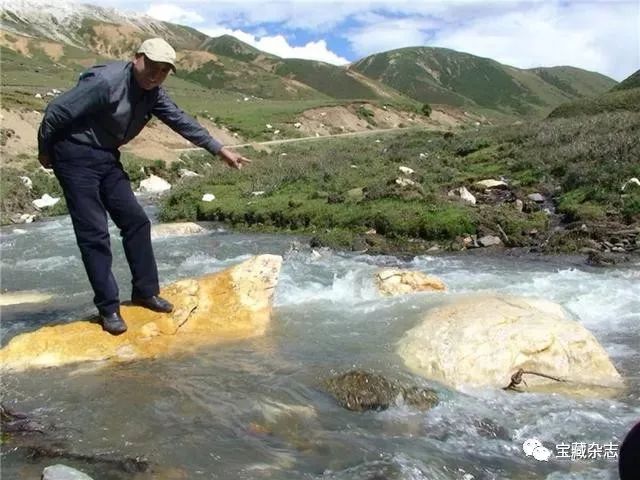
[218,146,252,170]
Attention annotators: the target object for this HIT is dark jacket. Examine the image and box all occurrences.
[38,61,223,156]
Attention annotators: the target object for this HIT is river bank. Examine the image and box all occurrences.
[2,112,638,262]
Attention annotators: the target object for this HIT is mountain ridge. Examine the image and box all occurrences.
[0,0,618,117]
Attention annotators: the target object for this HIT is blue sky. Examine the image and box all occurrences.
[102,0,637,80]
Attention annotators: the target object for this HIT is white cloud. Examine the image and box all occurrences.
[430,2,638,81]
[346,16,435,58]
[341,1,639,81]
[99,1,640,79]
[145,3,204,24]
[202,26,349,64]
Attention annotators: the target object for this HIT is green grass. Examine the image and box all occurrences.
[153,110,639,253]
[0,161,68,224]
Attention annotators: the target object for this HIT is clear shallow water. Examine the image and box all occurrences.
[0,212,638,479]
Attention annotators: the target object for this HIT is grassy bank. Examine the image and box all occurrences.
[156,111,640,254]
[2,112,637,255]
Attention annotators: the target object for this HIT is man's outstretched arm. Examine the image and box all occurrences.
[152,89,251,169]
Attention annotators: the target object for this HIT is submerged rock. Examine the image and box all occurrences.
[0,255,282,371]
[42,465,94,480]
[397,294,624,396]
[2,403,149,474]
[150,222,205,239]
[323,370,439,412]
[0,290,53,306]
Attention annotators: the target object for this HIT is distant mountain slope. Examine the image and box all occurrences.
[274,59,379,99]
[548,63,639,118]
[0,1,620,117]
[548,89,640,118]
[200,34,278,62]
[1,0,196,48]
[0,2,410,103]
[529,66,616,97]
[351,47,617,115]
[611,70,640,91]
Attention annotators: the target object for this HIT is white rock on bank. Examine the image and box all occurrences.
[621,177,640,191]
[448,186,476,205]
[397,294,624,395]
[32,193,60,209]
[478,235,502,247]
[395,178,417,187]
[475,179,508,189]
[137,175,171,194]
[178,169,200,178]
[19,176,33,189]
[11,213,35,224]
[202,193,216,202]
[399,166,415,175]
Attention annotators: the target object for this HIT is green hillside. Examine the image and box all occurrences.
[274,59,380,99]
[548,67,640,118]
[178,56,329,101]
[0,1,622,120]
[200,34,277,62]
[548,88,640,118]
[611,70,640,91]
[352,47,616,116]
[529,66,616,97]
[351,48,476,106]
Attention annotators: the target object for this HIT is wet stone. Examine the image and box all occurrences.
[323,370,439,412]
[473,418,511,441]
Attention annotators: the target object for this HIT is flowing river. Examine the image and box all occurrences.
[1,208,638,479]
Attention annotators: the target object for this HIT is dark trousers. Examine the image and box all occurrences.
[52,139,159,315]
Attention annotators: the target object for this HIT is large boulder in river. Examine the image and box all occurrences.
[375,269,446,296]
[0,255,282,371]
[396,294,624,395]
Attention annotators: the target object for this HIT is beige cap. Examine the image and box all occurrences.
[137,38,176,72]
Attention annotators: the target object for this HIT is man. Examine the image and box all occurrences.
[620,420,640,479]
[38,38,251,335]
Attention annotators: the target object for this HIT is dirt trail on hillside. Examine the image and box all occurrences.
[1,103,480,164]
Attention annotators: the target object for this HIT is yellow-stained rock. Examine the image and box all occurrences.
[375,268,446,296]
[0,255,282,371]
[396,294,624,395]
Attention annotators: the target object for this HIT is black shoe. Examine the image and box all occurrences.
[100,311,127,335]
[131,295,174,313]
